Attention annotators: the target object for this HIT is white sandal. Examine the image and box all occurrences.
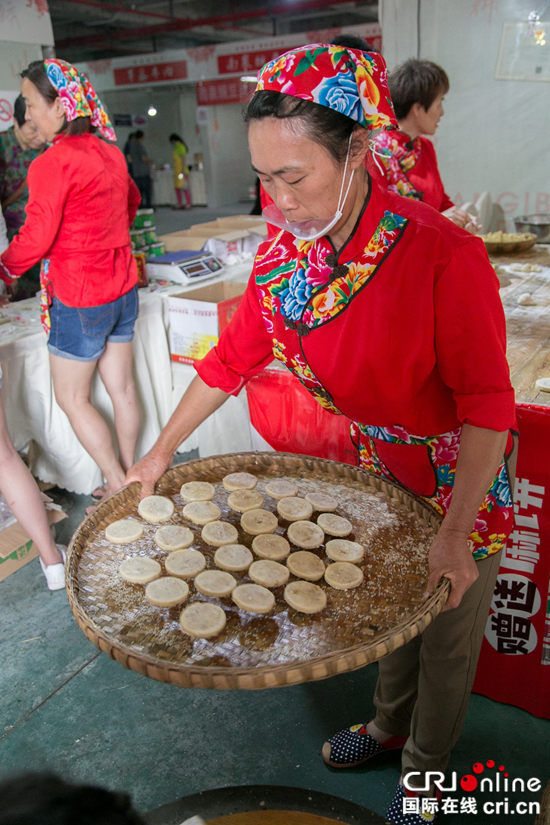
[40,545,67,591]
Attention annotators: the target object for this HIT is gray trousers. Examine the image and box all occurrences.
[373,549,502,777]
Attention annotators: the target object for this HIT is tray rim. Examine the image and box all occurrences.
[66,451,450,690]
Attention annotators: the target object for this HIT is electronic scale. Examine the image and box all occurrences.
[146,250,224,285]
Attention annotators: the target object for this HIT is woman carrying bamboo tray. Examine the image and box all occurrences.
[127,45,517,825]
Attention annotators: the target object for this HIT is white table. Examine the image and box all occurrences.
[0,262,253,495]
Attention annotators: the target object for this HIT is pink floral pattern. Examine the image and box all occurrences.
[371,130,423,199]
[256,44,397,133]
[353,423,512,560]
[44,59,116,142]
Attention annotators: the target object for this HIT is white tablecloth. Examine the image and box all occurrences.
[0,262,253,495]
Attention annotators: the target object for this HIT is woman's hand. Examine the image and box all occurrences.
[125,445,173,498]
[125,376,231,498]
[424,526,479,610]
[442,206,479,234]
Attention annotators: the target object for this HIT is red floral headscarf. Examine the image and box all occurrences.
[44,59,116,142]
[255,44,397,132]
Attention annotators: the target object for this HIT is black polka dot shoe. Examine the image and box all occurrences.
[322,722,408,768]
[385,783,441,824]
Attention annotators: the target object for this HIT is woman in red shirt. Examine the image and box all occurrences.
[127,46,515,825]
[369,59,477,231]
[1,60,141,507]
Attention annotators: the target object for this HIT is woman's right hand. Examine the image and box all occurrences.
[125,445,173,498]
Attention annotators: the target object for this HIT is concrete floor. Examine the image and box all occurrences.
[2,477,549,823]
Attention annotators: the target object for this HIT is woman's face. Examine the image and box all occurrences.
[417,92,445,136]
[13,118,44,151]
[21,77,66,144]
[249,117,360,223]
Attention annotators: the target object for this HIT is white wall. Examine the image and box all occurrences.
[199,102,255,208]
[101,85,253,206]
[380,0,550,222]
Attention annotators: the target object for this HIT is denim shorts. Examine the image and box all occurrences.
[47,286,139,362]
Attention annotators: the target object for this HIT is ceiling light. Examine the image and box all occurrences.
[148,106,157,116]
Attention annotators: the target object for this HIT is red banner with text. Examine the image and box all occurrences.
[473,403,550,719]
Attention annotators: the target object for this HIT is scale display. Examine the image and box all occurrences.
[146,252,224,285]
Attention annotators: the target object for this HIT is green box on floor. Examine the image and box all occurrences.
[0,497,67,582]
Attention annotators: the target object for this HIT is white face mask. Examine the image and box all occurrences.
[262,134,355,241]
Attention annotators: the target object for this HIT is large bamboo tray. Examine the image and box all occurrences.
[66,452,449,690]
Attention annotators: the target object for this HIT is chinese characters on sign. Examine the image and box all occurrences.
[196,78,254,106]
[404,797,479,816]
[486,478,545,656]
[218,49,282,75]
[114,61,188,86]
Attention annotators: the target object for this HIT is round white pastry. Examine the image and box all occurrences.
[249,559,289,588]
[252,534,291,560]
[317,512,353,537]
[287,551,325,581]
[119,556,161,584]
[165,549,206,579]
[324,562,364,590]
[277,497,313,522]
[305,492,338,512]
[222,472,257,491]
[325,539,364,564]
[137,495,174,523]
[227,490,264,512]
[241,509,278,535]
[284,581,327,614]
[105,519,144,545]
[214,544,253,572]
[180,602,226,638]
[287,520,325,550]
[179,481,215,502]
[155,525,194,552]
[182,501,221,525]
[194,570,237,598]
[201,521,239,547]
[145,576,189,606]
[265,479,299,499]
[232,583,275,614]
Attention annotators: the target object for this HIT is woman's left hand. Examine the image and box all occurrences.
[424,526,479,611]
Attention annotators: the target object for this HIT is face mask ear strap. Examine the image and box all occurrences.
[335,132,356,216]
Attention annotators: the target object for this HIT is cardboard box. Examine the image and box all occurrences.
[0,495,67,583]
[168,281,246,364]
[159,217,267,262]
[158,232,206,253]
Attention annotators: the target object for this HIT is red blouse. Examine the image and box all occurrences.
[197,181,515,436]
[368,135,454,213]
[1,133,141,307]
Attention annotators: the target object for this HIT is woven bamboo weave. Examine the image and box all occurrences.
[66,452,449,690]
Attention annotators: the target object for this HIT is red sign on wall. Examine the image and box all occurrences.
[114,60,188,86]
[218,49,282,75]
[196,78,253,106]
